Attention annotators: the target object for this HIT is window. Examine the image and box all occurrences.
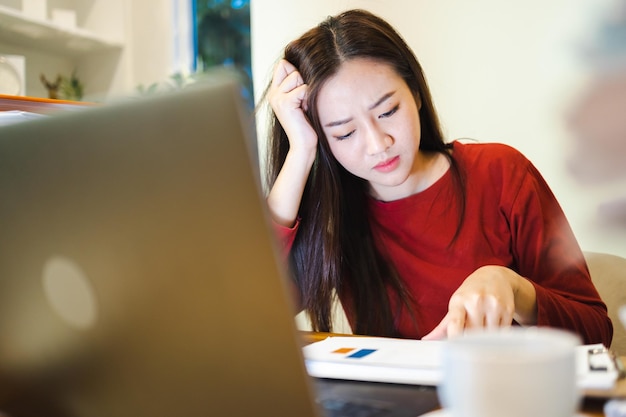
[193,0,253,103]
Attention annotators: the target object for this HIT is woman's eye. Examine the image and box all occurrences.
[379,105,399,118]
[336,130,355,140]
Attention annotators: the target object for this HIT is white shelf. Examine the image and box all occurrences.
[0,5,122,56]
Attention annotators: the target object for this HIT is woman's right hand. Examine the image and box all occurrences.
[268,59,318,155]
[266,60,319,228]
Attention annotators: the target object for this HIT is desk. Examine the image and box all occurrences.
[302,332,625,417]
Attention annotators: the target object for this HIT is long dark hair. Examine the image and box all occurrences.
[264,9,464,336]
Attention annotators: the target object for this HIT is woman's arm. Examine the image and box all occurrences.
[424,146,612,345]
[510,163,612,345]
[266,60,318,227]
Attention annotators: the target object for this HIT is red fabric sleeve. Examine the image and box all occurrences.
[505,158,613,345]
[271,218,299,260]
[271,219,302,310]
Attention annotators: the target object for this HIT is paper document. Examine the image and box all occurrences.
[0,110,46,126]
[303,336,620,390]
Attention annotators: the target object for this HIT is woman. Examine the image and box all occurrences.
[263,9,612,345]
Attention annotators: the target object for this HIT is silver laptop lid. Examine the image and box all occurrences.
[0,75,321,417]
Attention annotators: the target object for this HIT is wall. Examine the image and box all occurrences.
[124,0,194,96]
[0,0,183,100]
[251,0,626,257]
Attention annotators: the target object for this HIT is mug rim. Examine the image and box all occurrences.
[444,327,581,359]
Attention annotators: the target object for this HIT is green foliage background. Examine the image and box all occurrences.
[195,0,252,102]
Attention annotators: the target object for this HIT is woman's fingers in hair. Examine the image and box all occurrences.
[272,59,303,90]
[270,59,309,111]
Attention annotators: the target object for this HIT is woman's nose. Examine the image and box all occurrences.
[365,125,393,155]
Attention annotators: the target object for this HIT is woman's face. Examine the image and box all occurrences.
[316,58,424,201]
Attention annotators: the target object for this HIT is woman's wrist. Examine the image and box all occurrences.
[267,145,316,228]
[288,141,317,168]
[511,273,538,325]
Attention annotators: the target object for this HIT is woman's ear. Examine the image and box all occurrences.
[414,92,422,110]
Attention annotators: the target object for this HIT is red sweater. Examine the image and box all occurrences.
[275,141,612,345]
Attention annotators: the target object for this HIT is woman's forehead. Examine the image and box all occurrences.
[316,59,407,114]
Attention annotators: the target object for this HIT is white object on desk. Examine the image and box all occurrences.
[418,410,586,417]
[0,111,45,126]
[303,335,620,390]
[438,328,579,417]
[605,399,626,417]
[578,344,622,390]
[303,336,444,386]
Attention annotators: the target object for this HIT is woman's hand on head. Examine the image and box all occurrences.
[268,59,318,155]
[421,266,537,340]
[266,60,319,228]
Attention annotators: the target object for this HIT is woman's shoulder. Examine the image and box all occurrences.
[452,139,526,158]
[451,139,531,169]
[450,140,541,196]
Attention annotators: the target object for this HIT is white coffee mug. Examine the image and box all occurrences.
[438,327,581,417]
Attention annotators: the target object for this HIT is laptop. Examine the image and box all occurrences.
[0,74,439,417]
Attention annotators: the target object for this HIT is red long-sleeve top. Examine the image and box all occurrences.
[275,141,613,345]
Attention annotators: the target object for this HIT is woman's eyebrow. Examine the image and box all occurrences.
[324,91,396,128]
[325,117,352,128]
[368,91,394,110]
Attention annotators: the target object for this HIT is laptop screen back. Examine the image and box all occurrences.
[0,76,321,417]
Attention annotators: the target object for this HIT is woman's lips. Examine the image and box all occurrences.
[374,155,400,172]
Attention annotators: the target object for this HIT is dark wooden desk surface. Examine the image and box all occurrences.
[301,332,625,417]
